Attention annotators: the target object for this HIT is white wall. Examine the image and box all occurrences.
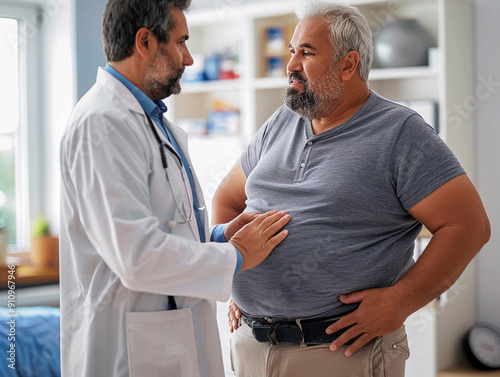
[475,0,500,329]
[75,0,106,99]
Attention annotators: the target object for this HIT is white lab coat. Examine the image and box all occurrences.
[59,68,237,377]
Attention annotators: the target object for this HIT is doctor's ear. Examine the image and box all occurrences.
[135,28,155,59]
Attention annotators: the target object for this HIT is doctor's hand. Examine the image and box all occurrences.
[229,210,290,271]
[224,212,260,241]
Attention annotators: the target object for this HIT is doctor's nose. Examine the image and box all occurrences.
[183,45,194,67]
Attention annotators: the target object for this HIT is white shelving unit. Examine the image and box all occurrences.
[180,79,242,94]
[171,1,475,375]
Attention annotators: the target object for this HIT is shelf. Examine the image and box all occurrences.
[187,133,241,140]
[254,76,288,90]
[438,365,500,377]
[0,263,59,289]
[369,66,440,80]
[180,79,241,94]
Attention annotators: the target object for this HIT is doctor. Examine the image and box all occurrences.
[59,0,291,376]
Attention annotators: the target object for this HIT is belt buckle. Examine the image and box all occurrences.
[251,322,276,344]
[274,323,303,345]
[250,320,303,345]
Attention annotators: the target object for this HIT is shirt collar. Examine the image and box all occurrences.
[104,63,168,119]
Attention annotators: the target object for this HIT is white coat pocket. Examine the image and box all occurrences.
[125,308,201,377]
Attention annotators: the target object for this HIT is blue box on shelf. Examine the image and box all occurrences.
[208,110,239,134]
[204,53,222,81]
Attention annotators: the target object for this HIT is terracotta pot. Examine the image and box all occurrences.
[30,236,59,266]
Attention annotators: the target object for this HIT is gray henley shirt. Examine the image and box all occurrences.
[233,90,465,320]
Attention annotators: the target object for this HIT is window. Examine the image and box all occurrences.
[0,17,20,246]
[0,14,29,251]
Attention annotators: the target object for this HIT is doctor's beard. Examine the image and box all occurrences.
[144,46,185,100]
[284,65,345,120]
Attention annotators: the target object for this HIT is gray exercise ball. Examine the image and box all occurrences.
[374,19,435,68]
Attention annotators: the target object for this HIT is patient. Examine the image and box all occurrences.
[212,1,490,376]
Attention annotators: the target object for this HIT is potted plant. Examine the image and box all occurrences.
[30,217,59,266]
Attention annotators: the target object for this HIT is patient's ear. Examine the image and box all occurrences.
[340,51,360,81]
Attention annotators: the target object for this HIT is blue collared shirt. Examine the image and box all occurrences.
[104,64,242,273]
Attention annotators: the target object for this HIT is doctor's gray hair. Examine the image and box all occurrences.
[295,1,373,82]
[102,0,192,62]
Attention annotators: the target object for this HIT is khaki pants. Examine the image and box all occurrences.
[230,321,409,377]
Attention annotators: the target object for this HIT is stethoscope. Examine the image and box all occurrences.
[145,114,194,229]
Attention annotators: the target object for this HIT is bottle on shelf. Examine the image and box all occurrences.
[262,24,294,78]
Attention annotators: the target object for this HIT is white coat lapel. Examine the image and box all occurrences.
[97,68,145,115]
[98,67,207,241]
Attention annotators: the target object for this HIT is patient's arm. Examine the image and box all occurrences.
[212,159,248,224]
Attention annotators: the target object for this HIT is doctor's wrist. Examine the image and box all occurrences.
[210,223,228,243]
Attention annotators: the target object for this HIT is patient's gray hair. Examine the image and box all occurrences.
[295,0,373,81]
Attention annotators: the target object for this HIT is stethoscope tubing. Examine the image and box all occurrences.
[145,114,194,227]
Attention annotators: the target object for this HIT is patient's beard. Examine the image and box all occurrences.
[284,65,345,120]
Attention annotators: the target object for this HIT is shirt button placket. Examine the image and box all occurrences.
[301,141,313,169]
[295,140,313,183]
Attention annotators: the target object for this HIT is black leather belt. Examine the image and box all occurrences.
[242,307,358,346]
